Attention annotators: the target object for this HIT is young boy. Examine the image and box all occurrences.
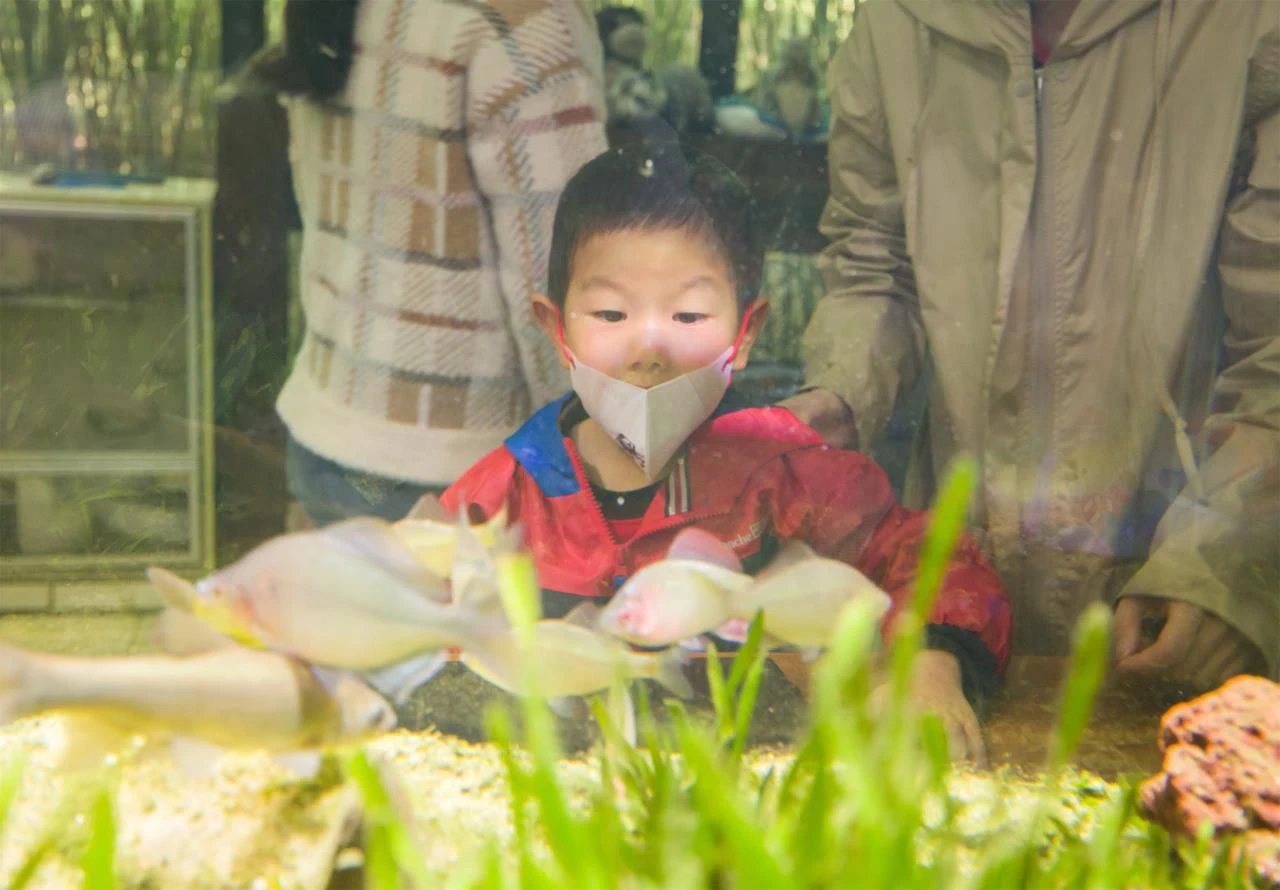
[441,144,1011,763]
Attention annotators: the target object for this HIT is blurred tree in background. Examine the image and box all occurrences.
[735,0,857,94]
[0,0,219,175]
[1,0,860,176]
[583,0,858,96]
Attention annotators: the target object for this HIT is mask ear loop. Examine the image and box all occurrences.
[721,305,757,373]
[554,306,577,370]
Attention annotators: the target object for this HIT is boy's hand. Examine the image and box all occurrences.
[869,649,988,767]
[776,388,859,450]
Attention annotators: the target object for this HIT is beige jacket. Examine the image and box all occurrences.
[805,0,1279,668]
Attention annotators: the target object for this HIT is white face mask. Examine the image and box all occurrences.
[566,343,737,482]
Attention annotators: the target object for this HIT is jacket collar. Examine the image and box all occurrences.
[502,390,812,500]
[893,0,1160,61]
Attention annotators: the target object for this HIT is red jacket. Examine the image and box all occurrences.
[442,395,1012,670]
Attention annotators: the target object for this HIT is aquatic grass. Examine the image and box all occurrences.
[0,755,119,890]
[341,748,430,890]
[482,546,615,890]
[0,754,58,890]
[79,787,116,890]
[704,610,770,769]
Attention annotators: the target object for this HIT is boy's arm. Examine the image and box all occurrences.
[465,3,609,410]
[777,447,1013,689]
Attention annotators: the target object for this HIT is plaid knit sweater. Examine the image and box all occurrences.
[277,0,607,486]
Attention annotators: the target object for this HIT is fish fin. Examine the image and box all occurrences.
[666,528,743,572]
[450,507,496,604]
[360,651,450,705]
[606,683,637,747]
[561,601,602,629]
[800,646,823,663]
[547,696,580,719]
[483,502,510,537]
[144,566,199,612]
[272,750,324,780]
[452,574,505,618]
[676,635,709,654]
[166,735,226,779]
[402,493,453,523]
[325,517,449,594]
[151,607,238,656]
[654,647,694,699]
[711,618,751,644]
[712,619,788,651]
[756,539,820,579]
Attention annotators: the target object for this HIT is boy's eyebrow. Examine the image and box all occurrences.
[577,275,724,295]
[577,275,631,295]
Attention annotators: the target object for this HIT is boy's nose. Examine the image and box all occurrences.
[626,325,673,375]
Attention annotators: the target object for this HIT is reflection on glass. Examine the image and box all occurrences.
[0,1,1273,887]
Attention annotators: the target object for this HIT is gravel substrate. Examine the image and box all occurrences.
[0,704,1133,890]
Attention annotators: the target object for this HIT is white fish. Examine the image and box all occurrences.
[597,528,892,653]
[720,540,893,650]
[0,643,396,776]
[192,517,494,672]
[146,562,453,705]
[596,552,753,646]
[461,611,692,703]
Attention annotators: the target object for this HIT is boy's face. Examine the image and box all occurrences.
[533,229,767,389]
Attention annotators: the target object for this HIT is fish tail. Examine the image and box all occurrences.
[605,683,637,747]
[653,647,694,700]
[361,650,451,705]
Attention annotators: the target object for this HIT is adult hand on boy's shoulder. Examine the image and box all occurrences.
[869,649,988,767]
[777,388,859,450]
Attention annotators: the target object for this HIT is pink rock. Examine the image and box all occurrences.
[1138,675,1280,885]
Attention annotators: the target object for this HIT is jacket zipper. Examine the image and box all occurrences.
[1027,64,1056,558]
[563,439,731,588]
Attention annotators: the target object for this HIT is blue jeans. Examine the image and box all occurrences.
[286,437,445,528]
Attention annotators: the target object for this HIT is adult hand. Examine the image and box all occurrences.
[1113,596,1268,692]
[870,649,987,767]
[776,388,859,450]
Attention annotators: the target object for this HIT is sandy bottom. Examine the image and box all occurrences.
[0,711,1126,890]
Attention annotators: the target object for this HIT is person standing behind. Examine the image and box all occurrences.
[783,0,1278,689]
[247,0,608,526]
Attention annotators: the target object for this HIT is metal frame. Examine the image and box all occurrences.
[0,179,217,581]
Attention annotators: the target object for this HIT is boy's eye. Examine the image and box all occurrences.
[592,310,626,323]
[674,312,708,324]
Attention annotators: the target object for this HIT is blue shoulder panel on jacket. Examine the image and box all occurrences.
[503,394,580,497]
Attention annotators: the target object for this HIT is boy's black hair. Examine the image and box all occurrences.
[547,143,761,313]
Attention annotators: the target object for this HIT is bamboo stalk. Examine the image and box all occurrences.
[44,0,65,83]
[169,0,205,174]
[15,0,36,92]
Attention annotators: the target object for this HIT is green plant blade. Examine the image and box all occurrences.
[80,787,115,890]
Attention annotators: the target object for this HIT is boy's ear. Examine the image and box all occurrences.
[731,298,770,371]
[530,294,572,368]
